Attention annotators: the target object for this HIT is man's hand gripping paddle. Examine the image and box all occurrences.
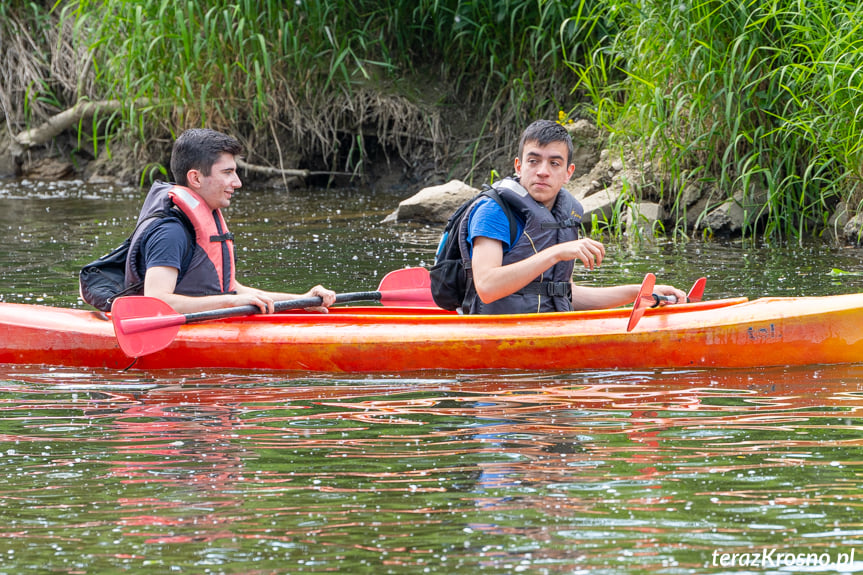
[626,274,707,332]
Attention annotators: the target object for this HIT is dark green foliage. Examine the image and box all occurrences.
[54,0,601,176]
[572,0,863,241]
[3,1,863,241]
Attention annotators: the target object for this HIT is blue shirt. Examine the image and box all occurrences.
[138,219,192,278]
[466,197,525,256]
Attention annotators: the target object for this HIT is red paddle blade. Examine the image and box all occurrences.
[626,273,656,332]
[377,267,438,307]
[111,296,185,357]
[687,277,707,303]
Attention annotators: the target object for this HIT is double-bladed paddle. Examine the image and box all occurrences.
[112,267,435,358]
[626,274,707,332]
[626,273,657,332]
[684,276,707,303]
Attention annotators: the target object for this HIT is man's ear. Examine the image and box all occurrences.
[186,169,202,190]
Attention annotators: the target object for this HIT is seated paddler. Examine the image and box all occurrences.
[462,119,686,314]
[126,128,336,314]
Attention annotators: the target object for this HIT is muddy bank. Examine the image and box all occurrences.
[382,120,862,246]
[3,117,862,246]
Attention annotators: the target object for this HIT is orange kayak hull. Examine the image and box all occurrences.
[1,294,862,372]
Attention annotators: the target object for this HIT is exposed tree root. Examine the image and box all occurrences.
[235,159,354,179]
[10,99,141,153]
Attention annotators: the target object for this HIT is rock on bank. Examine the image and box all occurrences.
[384,120,862,245]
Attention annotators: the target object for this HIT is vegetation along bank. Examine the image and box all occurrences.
[2,0,863,244]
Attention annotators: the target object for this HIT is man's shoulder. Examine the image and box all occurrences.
[472,195,505,213]
[466,193,523,249]
[139,215,195,269]
[472,191,524,224]
[144,216,192,246]
[469,195,511,227]
[151,215,189,232]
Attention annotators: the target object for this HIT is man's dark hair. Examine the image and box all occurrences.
[170,128,243,186]
[518,119,573,166]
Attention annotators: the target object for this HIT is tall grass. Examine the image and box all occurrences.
[64,0,419,172]
[60,0,600,177]
[7,1,863,242]
[404,0,613,169]
[571,0,863,242]
[0,1,85,131]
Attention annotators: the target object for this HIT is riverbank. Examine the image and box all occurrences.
[3,1,863,244]
[5,113,863,247]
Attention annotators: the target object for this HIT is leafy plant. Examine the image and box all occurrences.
[572,0,863,242]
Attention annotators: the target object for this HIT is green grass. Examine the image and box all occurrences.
[55,0,599,177]
[570,0,863,242]
[3,0,863,242]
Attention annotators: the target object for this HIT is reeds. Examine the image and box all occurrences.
[0,2,87,130]
[5,1,863,241]
[57,0,596,175]
[571,0,863,241]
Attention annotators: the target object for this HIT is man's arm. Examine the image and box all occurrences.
[143,266,279,314]
[144,267,336,314]
[471,236,607,304]
[570,283,687,311]
[233,281,335,314]
[570,284,641,310]
[471,234,685,308]
[141,220,335,314]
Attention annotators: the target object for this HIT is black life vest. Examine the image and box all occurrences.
[460,177,583,314]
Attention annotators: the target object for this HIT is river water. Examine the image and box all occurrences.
[2,179,863,574]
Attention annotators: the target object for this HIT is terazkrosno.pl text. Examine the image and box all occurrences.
[711,548,855,569]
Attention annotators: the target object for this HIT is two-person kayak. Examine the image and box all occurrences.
[1,289,861,372]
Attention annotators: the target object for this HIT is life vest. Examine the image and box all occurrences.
[459,177,583,314]
[125,180,237,296]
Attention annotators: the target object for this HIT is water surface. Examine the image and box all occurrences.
[2,178,863,306]
[1,365,862,574]
[2,179,863,573]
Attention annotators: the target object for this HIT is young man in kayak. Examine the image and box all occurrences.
[124,128,336,315]
[463,119,686,314]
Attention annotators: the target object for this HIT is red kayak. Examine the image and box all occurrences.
[2,289,862,372]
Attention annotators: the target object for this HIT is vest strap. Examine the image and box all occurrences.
[519,281,572,298]
[210,233,234,242]
[541,217,581,230]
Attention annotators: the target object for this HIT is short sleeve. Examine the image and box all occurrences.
[140,219,191,272]
[466,197,523,254]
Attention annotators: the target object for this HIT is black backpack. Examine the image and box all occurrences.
[79,210,193,312]
[78,236,140,312]
[429,187,517,311]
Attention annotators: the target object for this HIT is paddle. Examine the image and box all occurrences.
[626,274,708,332]
[686,276,707,303]
[626,273,656,332]
[112,267,436,358]
[649,275,707,306]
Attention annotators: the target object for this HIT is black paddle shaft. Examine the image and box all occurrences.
[181,291,381,324]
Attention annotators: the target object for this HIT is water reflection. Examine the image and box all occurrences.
[1,365,862,572]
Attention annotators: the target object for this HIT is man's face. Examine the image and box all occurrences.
[514,140,575,210]
[189,152,242,211]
